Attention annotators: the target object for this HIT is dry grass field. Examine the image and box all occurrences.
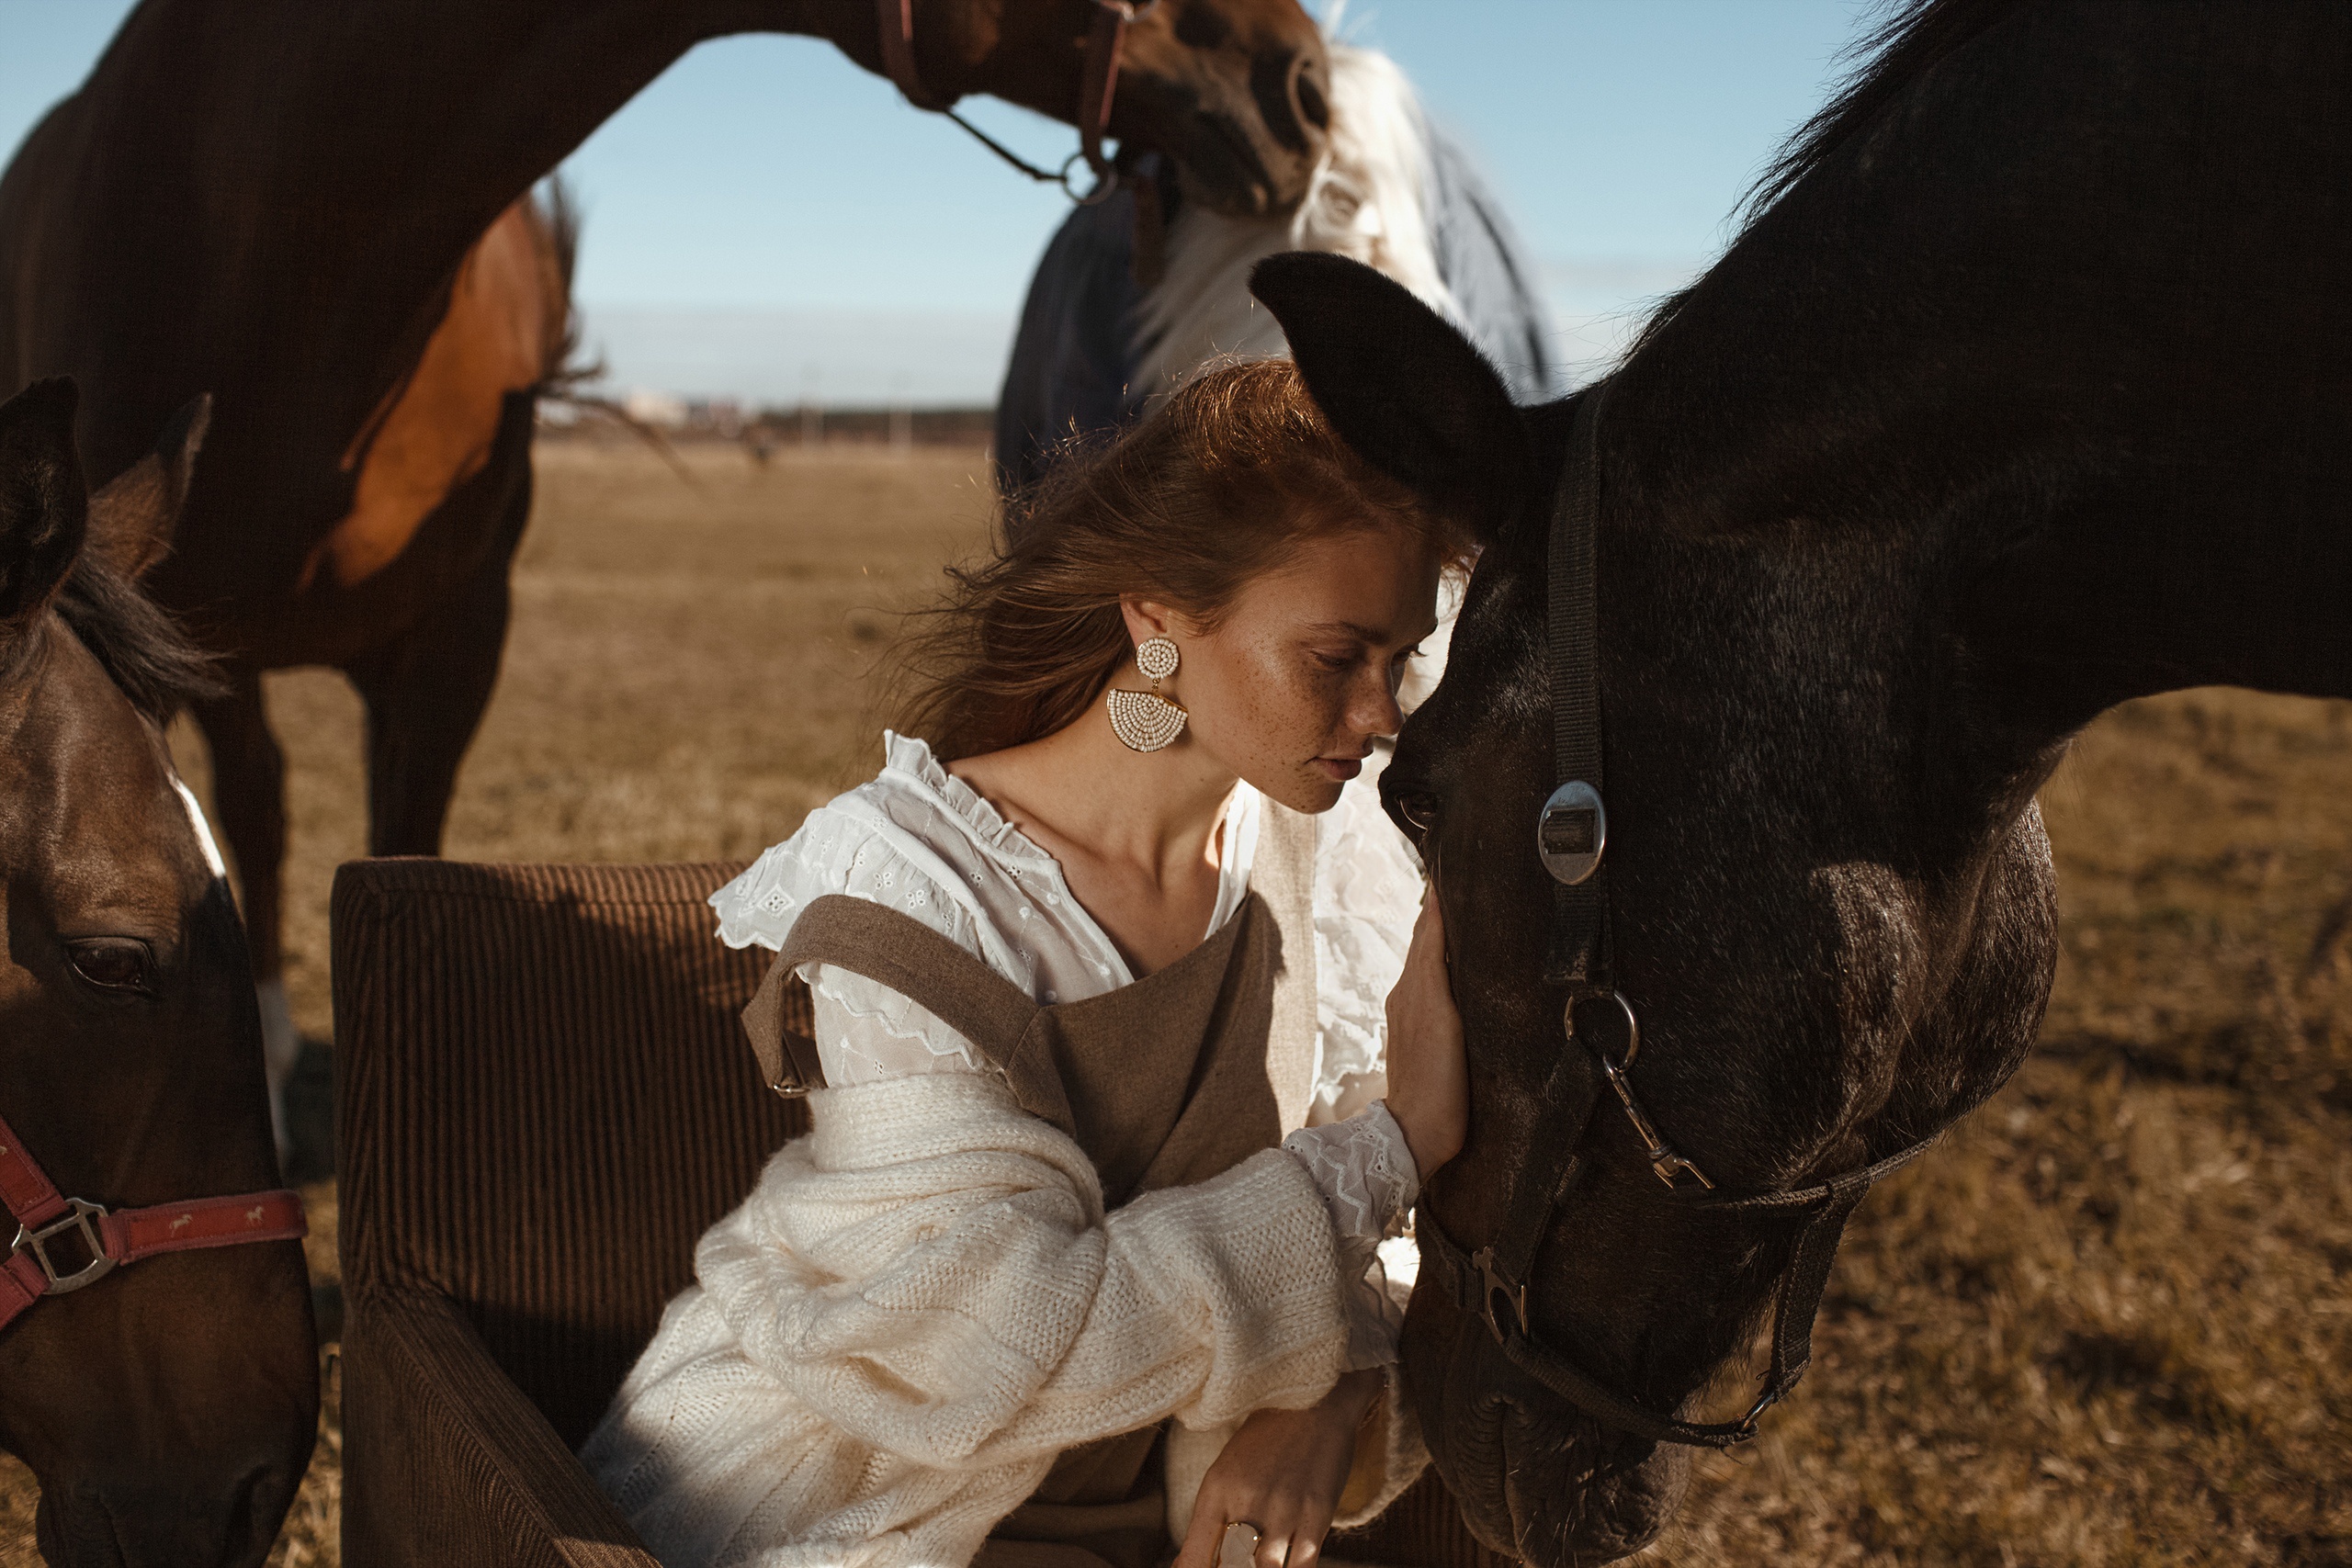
[3,440,2346,1565]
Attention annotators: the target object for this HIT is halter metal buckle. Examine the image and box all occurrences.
[1468,1245,1529,1342]
[12,1198,118,1293]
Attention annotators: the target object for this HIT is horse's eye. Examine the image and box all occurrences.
[65,940,154,994]
[1392,793,1441,845]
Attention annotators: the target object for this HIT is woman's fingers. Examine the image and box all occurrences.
[1175,1490,1230,1568]
[1283,1498,1337,1568]
[1251,1499,1308,1568]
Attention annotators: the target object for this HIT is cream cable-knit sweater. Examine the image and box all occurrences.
[582,1072,1426,1568]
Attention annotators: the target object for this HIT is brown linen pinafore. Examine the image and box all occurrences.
[740,803,1320,1568]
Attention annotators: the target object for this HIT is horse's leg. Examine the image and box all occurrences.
[345,449,531,858]
[189,668,300,1146]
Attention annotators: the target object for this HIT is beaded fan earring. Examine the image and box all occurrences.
[1106,636,1187,752]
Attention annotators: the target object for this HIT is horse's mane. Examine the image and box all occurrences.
[1626,0,2026,363]
[51,556,222,721]
[1742,0,2027,225]
[1129,39,1456,396]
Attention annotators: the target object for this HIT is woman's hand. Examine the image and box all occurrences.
[1175,1369,1383,1568]
[1383,885,1468,1179]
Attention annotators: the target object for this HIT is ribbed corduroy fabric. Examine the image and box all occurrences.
[335,859,808,1567]
[1332,1469,1512,1568]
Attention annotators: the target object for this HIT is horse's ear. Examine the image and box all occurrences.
[1249,252,1532,541]
[0,378,89,632]
[87,393,210,580]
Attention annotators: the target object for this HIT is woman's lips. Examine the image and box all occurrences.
[1314,756,1364,782]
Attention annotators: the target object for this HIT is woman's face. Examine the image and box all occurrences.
[1143,525,1445,814]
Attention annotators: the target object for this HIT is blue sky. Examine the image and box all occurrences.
[2,0,1876,402]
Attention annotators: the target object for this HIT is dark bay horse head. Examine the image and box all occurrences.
[901,0,1330,216]
[1250,256,2063,1567]
[0,380,316,1566]
[1251,0,2352,1553]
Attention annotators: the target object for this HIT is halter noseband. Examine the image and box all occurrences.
[876,0,1158,207]
[1,1107,304,1336]
[1415,382,1942,1449]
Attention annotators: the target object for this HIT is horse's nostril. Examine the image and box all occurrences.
[1250,51,1314,155]
[1293,58,1329,133]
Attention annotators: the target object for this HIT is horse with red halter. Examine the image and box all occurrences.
[1248,0,2352,1559]
[0,0,1331,1135]
[0,379,311,1566]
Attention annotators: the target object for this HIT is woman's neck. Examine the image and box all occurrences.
[948,709,1240,974]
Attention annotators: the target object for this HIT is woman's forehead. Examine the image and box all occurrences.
[1232,530,1444,640]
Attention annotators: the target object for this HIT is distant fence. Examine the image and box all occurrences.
[540,402,996,452]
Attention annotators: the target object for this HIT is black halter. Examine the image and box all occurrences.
[1415,381,1943,1449]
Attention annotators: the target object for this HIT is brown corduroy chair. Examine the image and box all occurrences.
[334,859,804,1567]
[333,857,1504,1568]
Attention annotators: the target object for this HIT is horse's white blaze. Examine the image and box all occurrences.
[1131,40,1462,396]
[170,773,228,879]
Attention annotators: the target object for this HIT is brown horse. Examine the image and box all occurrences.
[0,0,1330,1125]
[0,378,316,1566]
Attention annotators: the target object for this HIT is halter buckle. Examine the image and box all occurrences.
[1468,1245,1529,1342]
[12,1198,117,1294]
[1537,782,1606,886]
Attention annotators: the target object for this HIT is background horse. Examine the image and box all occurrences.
[996,30,1556,498]
[1249,0,2352,1559]
[0,0,1331,1139]
[0,379,315,1566]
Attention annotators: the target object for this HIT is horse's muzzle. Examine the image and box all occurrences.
[1406,1299,1690,1567]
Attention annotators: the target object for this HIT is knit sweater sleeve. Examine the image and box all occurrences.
[689,1071,1353,1470]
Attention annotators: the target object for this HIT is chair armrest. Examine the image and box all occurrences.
[342,1286,659,1568]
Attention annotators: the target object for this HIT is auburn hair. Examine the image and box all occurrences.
[895,358,1468,762]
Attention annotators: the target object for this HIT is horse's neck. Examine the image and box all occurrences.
[1614,0,2352,752]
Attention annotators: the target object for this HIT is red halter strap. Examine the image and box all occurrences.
[0,1109,305,1335]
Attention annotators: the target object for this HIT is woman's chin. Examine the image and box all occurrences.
[1256,769,1349,816]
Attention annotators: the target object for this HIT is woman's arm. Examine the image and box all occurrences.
[1176,889,1468,1568]
[1379,887,1469,1178]
[694,1068,1355,1470]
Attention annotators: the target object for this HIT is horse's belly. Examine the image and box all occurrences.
[303,200,549,592]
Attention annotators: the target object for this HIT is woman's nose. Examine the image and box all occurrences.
[1355,674,1405,739]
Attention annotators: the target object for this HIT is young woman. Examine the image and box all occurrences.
[582,359,1472,1568]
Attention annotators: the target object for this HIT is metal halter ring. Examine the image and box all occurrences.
[1569,992,1714,1191]
[12,1197,117,1293]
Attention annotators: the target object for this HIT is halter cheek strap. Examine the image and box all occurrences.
[876,0,1158,207]
[0,1109,306,1336]
[1415,379,1945,1449]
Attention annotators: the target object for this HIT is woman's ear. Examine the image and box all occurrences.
[1119,597,1177,647]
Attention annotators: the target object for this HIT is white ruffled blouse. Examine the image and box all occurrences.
[712,732,1425,1368]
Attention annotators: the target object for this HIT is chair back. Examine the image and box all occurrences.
[334,858,808,1447]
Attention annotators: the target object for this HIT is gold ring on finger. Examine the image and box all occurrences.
[1217,1520,1263,1568]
